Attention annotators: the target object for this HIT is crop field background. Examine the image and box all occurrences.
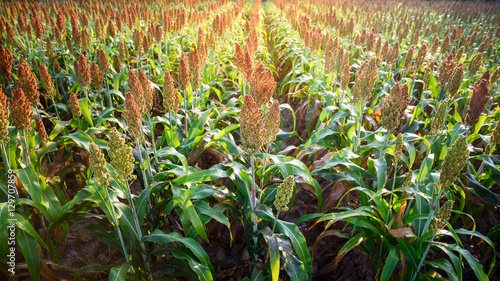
[0,0,499,280]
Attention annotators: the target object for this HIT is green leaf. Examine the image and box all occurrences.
[275,234,305,281]
[304,128,335,149]
[143,229,215,277]
[186,109,211,142]
[431,242,463,281]
[209,124,239,143]
[172,165,231,184]
[115,202,142,252]
[48,120,69,140]
[79,98,93,127]
[65,130,94,151]
[255,206,311,280]
[381,247,399,281]
[337,232,368,263]
[195,200,229,228]
[428,74,439,98]
[17,164,61,222]
[425,259,459,281]
[170,249,213,281]
[15,213,48,250]
[108,262,130,281]
[269,235,280,281]
[75,265,111,278]
[156,146,188,172]
[171,185,209,243]
[17,228,41,281]
[454,228,496,275]
[316,206,378,224]
[398,238,419,269]
[463,173,500,207]
[87,184,114,223]
[85,224,121,249]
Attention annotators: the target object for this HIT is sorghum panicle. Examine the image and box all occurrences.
[188,48,201,90]
[466,79,491,127]
[441,35,450,54]
[249,61,275,108]
[432,200,453,231]
[0,89,10,143]
[112,54,121,72]
[178,53,190,92]
[90,62,104,90]
[474,70,490,88]
[35,117,47,141]
[163,71,180,114]
[240,95,265,155]
[138,68,154,113]
[89,143,110,188]
[263,100,280,148]
[82,30,91,52]
[439,54,456,87]
[68,92,81,117]
[394,133,403,165]
[39,63,55,100]
[341,63,350,90]
[404,45,414,71]
[468,52,482,76]
[490,120,500,146]
[0,46,13,81]
[119,41,129,62]
[11,88,33,131]
[414,44,427,70]
[123,92,143,141]
[128,70,145,116]
[242,49,254,82]
[17,61,39,107]
[430,101,448,135]
[96,49,109,75]
[108,127,135,183]
[440,135,468,189]
[274,176,295,212]
[77,54,91,88]
[447,63,464,99]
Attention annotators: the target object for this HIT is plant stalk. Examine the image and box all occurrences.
[104,187,133,274]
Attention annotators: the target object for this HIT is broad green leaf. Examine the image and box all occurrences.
[381,247,398,281]
[195,200,229,228]
[143,229,214,277]
[109,262,130,281]
[79,98,93,127]
[17,228,41,281]
[115,202,142,252]
[463,173,500,207]
[156,146,188,172]
[454,228,496,275]
[14,213,48,250]
[255,206,311,280]
[172,165,231,185]
[17,164,61,222]
[398,238,419,269]
[75,265,111,278]
[170,249,213,281]
[269,235,280,281]
[337,232,368,263]
[425,259,459,281]
[431,242,463,281]
[171,185,209,243]
[65,130,94,151]
[85,223,121,249]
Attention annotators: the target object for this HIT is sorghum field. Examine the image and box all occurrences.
[0,0,499,280]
